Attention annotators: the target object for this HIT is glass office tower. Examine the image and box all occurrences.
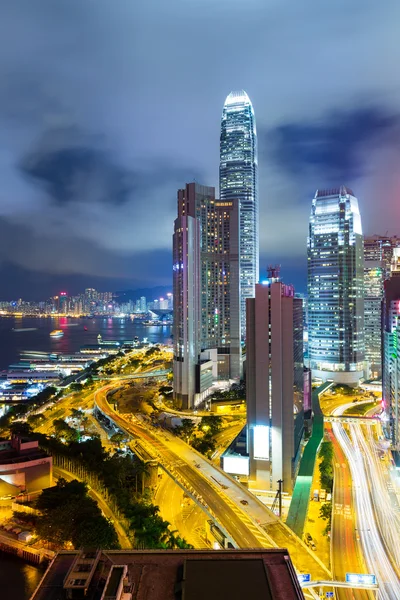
[220,90,258,339]
[307,187,365,384]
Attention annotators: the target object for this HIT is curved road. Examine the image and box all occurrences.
[53,466,131,549]
[95,383,331,580]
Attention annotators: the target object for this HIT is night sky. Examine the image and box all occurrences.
[1,1,399,300]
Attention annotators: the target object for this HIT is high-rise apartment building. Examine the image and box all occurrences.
[139,296,147,313]
[220,90,258,340]
[246,282,304,493]
[382,269,400,448]
[364,237,385,377]
[363,236,400,378]
[365,235,400,277]
[59,292,68,314]
[307,187,365,384]
[173,183,240,409]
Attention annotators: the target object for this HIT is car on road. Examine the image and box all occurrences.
[304,533,316,550]
[240,500,249,505]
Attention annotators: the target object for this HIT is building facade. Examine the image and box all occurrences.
[363,236,400,378]
[382,272,400,448]
[364,235,384,378]
[173,183,241,409]
[220,90,258,340]
[307,187,365,384]
[0,435,52,497]
[246,282,304,494]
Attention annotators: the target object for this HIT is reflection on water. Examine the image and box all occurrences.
[0,316,172,371]
[0,552,45,600]
[0,317,172,598]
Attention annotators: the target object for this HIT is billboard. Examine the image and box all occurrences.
[222,455,249,476]
[253,425,269,460]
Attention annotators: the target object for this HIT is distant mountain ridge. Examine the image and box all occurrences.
[115,286,172,302]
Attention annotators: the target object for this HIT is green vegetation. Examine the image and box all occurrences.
[35,478,119,549]
[343,401,379,416]
[175,415,223,458]
[318,441,333,492]
[145,346,161,358]
[20,424,192,550]
[158,385,173,397]
[53,418,80,442]
[319,501,332,536]
[210,382,245,401]
[110,432,126,447]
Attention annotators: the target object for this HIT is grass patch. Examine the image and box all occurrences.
[343,401,379,416]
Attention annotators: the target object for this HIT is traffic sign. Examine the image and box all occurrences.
[345,573,377,586]
[297,574,311,584]
[326,593,334,598]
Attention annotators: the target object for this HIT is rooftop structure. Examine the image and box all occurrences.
[31,549,305,600]
[0,435,52,497]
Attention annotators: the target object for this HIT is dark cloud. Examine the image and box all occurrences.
[267,107,400,183]
[0,0,399,298]
[20,129,132,207]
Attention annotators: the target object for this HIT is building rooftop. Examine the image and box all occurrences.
[224,90,251,106]
[31,549,305,600]
[0,435,50,466]
[315,186,354,198]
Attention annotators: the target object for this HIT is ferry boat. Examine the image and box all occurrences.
[50,329,64,338]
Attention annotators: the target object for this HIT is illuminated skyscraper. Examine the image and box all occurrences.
[173,183,240,409]
[220,90,258,339]
[246,280,304,493]
[307,187,365,384]
[364,237,385,377]
[382,264,400,447]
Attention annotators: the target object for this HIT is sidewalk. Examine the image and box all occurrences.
[303,456,331,569]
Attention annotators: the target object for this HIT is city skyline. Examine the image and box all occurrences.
[1,2,400,298]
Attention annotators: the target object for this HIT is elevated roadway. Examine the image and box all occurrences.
[95,383,331,580]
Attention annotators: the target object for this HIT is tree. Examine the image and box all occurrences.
[70,382,83,392]
[27,414,44,428]
[319,441,333,461]
[70,408,84,421]
[198,415,223,436]
[111,432,126,447]
[53,419,79,442]
[35,479,119,549]
[191,434,216,458]
[319,502,332,521]
[176,419,196,441]
[319,502,332,537]
[9,422,33,437]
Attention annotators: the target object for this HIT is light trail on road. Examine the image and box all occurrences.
[333,421,400,600]
[352,424,400,571]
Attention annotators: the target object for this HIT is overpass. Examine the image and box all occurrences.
[325,415,380,425]
[100,369,170,381]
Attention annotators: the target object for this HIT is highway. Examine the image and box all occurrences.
[327,424,371,600]
[95,383,331,580]
[155,475,208,548]
[333,420,400,600]
[354,424,400,571]
[96,384,273,548]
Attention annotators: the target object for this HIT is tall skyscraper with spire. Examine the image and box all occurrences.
[220,90,259,339]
